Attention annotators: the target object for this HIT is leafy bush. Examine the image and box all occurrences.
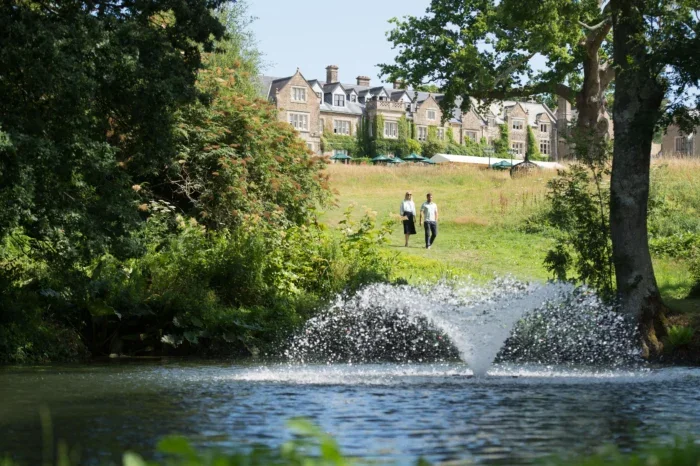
[542,439,700,466]
[80,205,396,357]
[665,325,695,349]
[542,164,615,299]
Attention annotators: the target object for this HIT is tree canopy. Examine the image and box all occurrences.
[380,0,615,131]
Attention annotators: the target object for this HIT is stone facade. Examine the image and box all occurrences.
[661,124,699,157]
[269,69,321,153]
[262,65,564,159]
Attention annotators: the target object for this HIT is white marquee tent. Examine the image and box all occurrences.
[430,153,565,170]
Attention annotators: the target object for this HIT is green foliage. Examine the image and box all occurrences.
[446,127,456,144]
[173,67,329,230]
[685,244,700,298]
[0,1,398,363]
[322,135,358,155]
[665,325,695,349]
[542,164,615,299]
[541,438,700,466]
[526,126,545,161]
[406,139,423,155]
[379,0,612,122]
[494,124,510,157]
[0,0,226,266]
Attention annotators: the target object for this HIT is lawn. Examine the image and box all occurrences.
[320,161,696,300]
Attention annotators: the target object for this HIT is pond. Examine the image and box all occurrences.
[1,361,700,465]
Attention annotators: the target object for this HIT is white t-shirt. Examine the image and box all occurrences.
[400,200,415,216]
[421,202,438,222]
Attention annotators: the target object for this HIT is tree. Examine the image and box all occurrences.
[0,1,226,266]
[610,0,700,356]
[380,0,615,138]
[526,126,542,160]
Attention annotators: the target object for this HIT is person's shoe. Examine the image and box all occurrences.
[426,245,431,249]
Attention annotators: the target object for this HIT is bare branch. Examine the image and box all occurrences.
[494,53,536,87]
[578,19,610,31]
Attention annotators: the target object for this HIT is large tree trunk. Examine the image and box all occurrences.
[610,0,667,358]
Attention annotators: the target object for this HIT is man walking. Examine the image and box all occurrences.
[419,192,438,249]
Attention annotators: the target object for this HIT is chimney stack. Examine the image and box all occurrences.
[556,95,571,136]
[393,80,404,90]
[356,75,371,87]
[326,65,339,83]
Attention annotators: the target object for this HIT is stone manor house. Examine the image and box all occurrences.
[261,65,575,160]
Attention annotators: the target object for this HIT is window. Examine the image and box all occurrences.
[487,117,495,127]
[539,139,550,155]
[675,137,691,154]
[307,142,314,152]
[512,119,524,130]
[540,123,548,133]
[418,126,428,141]
[334,94,345,107]
[511,142,525,155]
[427,109,437,120]
[292,87,306,102]
[437,128,445,140]
[465,131,478,142]
[384,121,398,138]
[315,92,322,99]
[350,94,357,102]
[319,118,324,133]
[288,112,308,131]
[334,120,350,135]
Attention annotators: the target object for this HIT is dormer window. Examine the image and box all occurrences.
[334,94,345,107]
[315,92,322,99]
[292,87,307,102]
[427,109,437,120]
[540,123,548,133]
[351,95,357,102]
[488,117,495,126]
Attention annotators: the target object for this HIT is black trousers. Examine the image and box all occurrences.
[424,221,437,247]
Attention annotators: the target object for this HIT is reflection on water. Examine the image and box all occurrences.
[1,361,699,465]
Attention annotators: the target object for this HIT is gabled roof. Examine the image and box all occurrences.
[268,76,292,97]
[307,79,324,93]
[323,82,346,94]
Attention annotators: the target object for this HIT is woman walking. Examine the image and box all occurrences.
[400,191,417,247]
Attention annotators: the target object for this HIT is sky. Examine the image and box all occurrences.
[248,0,431,86]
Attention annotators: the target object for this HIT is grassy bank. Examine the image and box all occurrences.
[322,163,558,282]
[322,162,693,288]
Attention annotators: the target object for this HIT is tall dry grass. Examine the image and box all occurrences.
[323,163,558,227]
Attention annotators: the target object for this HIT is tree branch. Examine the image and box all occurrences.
[586,18,612,50]
[478,82,575,102]
[599,62,615,90]
[494,53,536,87]
[578,19,610,31]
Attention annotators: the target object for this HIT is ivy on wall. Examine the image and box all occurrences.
[526,125,547,161]
[494,123,510,157]
[321,134,357,154]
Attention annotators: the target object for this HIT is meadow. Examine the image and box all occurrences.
[320,160,699,311]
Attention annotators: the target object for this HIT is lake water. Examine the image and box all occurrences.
[1,361,699,465]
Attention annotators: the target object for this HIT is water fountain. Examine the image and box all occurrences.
[284,278,641,376]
